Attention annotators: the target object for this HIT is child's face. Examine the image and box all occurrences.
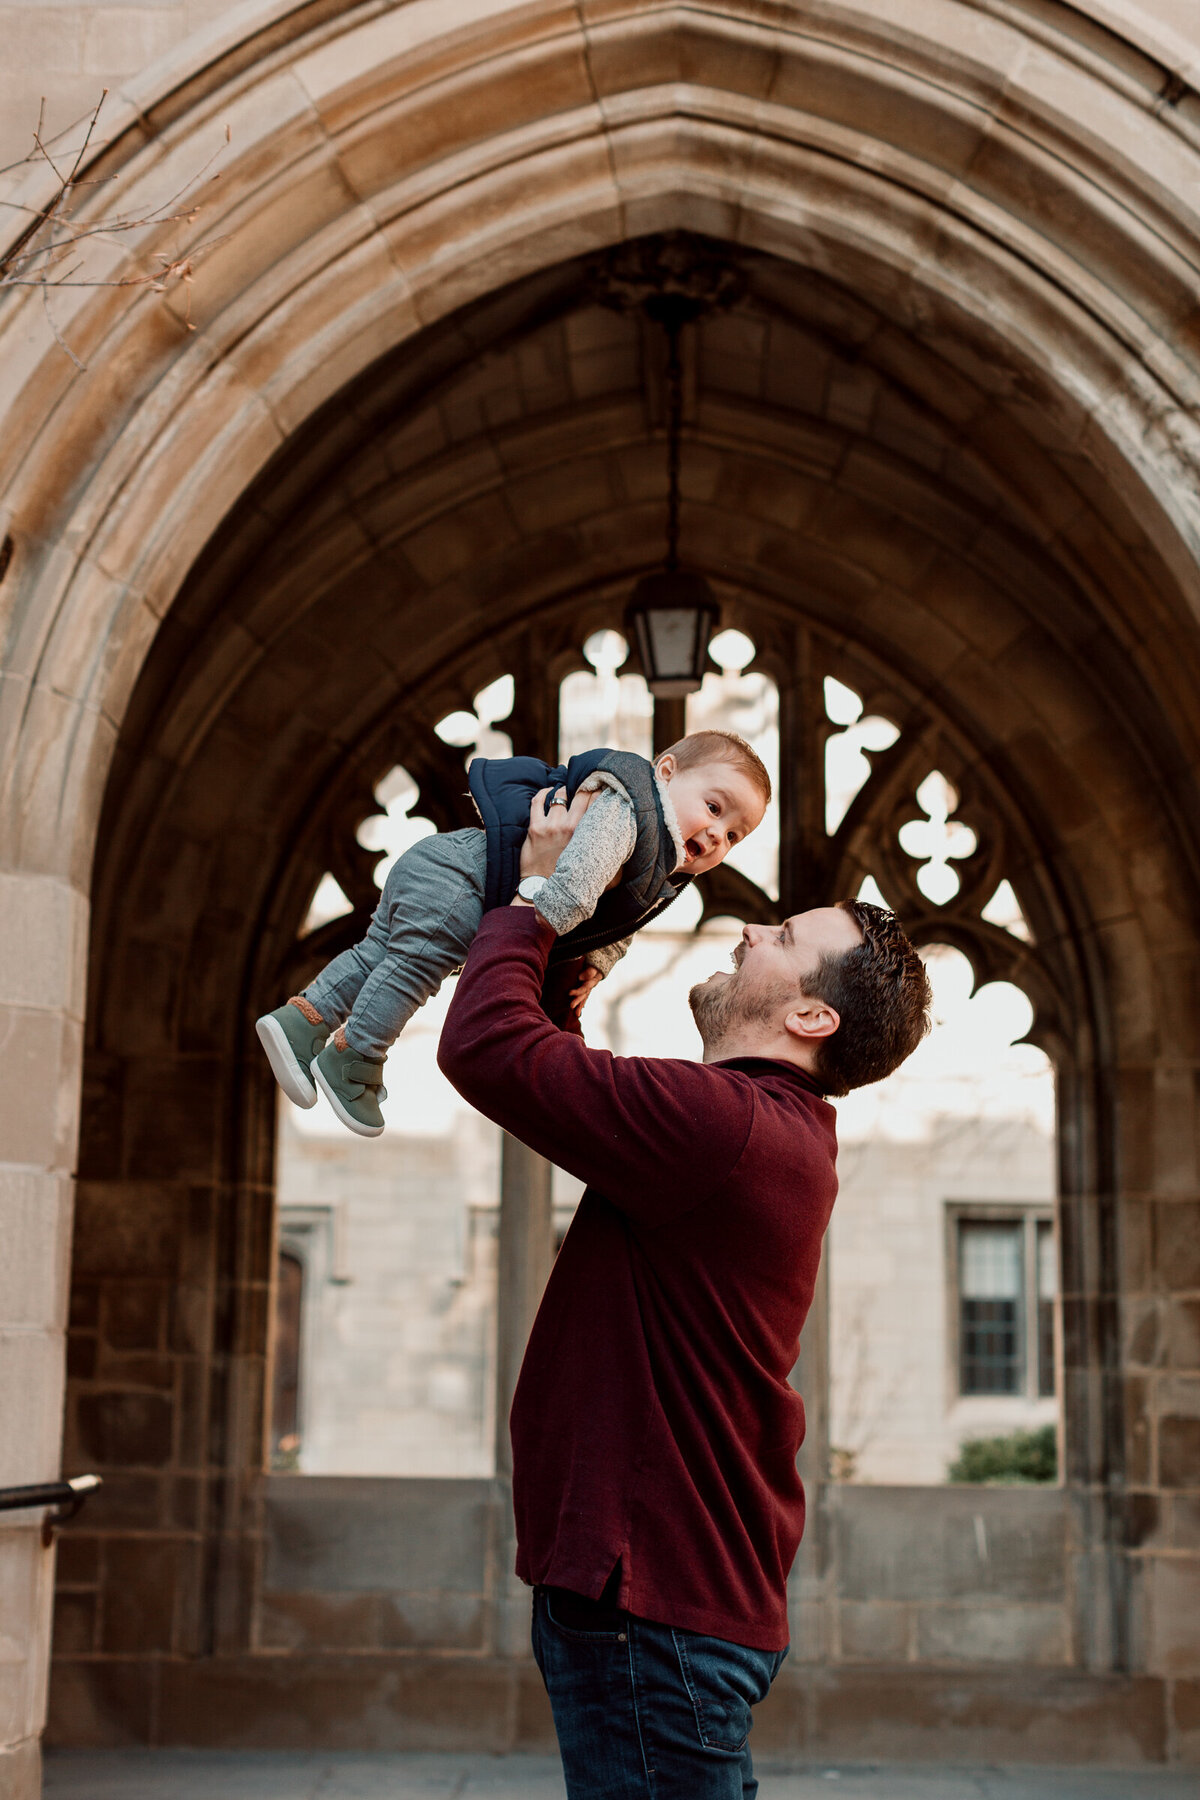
[657,756,766,874]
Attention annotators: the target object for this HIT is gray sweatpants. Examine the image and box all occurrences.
[303,828,487,1060]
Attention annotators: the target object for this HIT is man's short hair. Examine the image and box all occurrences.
[807,900,932,1096]
[660,730,772,808]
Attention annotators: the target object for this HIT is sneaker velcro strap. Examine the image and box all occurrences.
[347,1060,385,1088]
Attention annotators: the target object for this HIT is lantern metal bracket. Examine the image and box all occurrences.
[588,234,745,694]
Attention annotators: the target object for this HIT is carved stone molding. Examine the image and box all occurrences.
[586,231,746,325]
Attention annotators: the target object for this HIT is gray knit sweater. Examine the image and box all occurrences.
[535,770,686,975]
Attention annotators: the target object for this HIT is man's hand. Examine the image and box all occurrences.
[569,964,603,1017]
[518,784,593,882]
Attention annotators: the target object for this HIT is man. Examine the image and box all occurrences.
[438,790,932,1799]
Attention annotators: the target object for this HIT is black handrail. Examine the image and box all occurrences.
[0,1475,101,1534]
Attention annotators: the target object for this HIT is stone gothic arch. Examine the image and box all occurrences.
[2,0,1199,1778]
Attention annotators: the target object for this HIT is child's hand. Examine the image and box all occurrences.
[521,784,593,879]
[569,965,603,1016]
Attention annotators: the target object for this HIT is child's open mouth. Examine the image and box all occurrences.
[685,837,703,863]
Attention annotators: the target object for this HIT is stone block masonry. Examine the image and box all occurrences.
[3,0,1200,1775]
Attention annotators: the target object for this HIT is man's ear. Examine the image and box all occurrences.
[784,998,840,1044]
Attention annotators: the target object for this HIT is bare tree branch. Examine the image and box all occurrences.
[0,90,230,364]
[41,282,86,372]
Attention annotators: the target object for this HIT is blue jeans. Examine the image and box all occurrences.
[303,828,486,1059]
[531,1586,787,1799]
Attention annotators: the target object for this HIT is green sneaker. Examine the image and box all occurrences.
[311,1039,387,1138]
[256,1001,329,1108]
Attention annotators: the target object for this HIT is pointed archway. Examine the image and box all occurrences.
[1,0,1198,1768]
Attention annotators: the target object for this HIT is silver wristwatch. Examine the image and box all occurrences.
[518,875,548,903]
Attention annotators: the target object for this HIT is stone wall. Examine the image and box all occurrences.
[50,1474,1162,1761]
[2,0,1200,1784]
[260,1478,496,1656]
[824,1487,1069,1668]
[257,1482,1078,1675]
[0,3,237,165]
[4,0,1198,175]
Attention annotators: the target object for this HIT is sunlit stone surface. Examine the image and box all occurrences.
[2,0,1200,1778]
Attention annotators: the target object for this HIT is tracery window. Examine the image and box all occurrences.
[559,630,652,761]
[268,614,1063,1487]
[811,672,1057,1483]
[823,676,898,835]
[687,628,779,898]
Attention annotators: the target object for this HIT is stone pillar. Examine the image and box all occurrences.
[492,1131,554,1655]
[494,1131,554,1477]
[652,697,687,760]
[0,872,88,1798]
[788,1252,831,1662]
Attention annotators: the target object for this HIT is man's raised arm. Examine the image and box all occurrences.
[436,907,753,1226]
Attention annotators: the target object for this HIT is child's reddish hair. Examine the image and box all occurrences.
[658,730,772,808]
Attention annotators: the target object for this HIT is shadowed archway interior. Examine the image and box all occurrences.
[56,227,1200,1746]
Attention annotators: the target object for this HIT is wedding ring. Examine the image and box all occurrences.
[551,793,568,807]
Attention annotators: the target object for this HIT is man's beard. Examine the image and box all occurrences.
[688,965,798,1052]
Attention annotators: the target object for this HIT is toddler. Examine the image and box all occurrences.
[256,730,770,1136]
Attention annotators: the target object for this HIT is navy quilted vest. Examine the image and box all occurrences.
[467,748,690,963]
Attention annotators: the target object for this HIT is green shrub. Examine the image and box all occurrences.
[947,1424,1057,1485]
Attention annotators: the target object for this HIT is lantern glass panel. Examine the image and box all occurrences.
[645,608,700,681]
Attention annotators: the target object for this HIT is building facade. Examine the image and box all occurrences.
[2,1,1200,1791]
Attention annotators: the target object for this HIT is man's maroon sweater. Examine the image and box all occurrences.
[438,907,839,1652]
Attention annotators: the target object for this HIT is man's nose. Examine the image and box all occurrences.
[742,923,765,945]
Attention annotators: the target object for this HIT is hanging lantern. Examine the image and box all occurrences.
[626,569,719,697]
[624,291,721,698]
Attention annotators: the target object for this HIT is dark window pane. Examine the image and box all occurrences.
[271,1250,304,1462]
[961,1297,1020,1394]
[959,1221,1022,1395]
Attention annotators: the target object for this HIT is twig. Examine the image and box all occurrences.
[65,88,105,187]
[0,91,230,364]
[41,283,85,371]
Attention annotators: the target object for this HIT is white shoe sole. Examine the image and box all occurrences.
[256,1014,319,1108]
[311,1056,385,1138]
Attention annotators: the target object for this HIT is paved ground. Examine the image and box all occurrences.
[41,1752,1200,1798]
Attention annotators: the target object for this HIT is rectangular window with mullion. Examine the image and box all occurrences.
[959,1219,1023,1395]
